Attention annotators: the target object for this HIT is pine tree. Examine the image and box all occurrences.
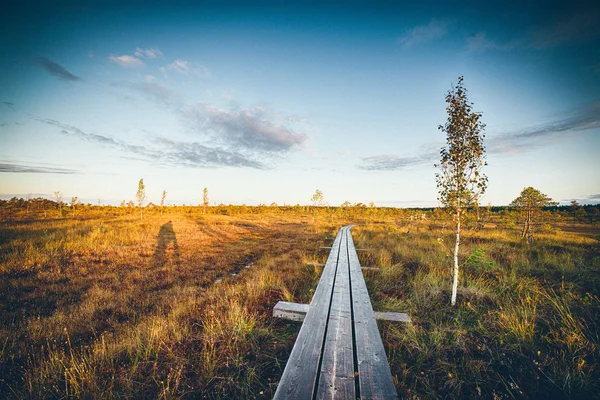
[510,187,557,244]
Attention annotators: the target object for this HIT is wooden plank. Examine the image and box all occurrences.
[316,227,355,399]
[273,228,343,400]
[374,311,411,323]
[273,301,309,322]
[274,302,410,324]
[347,227,398,399]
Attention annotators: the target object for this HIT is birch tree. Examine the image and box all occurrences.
[311,189,324,207]
[136,179,146,220]
[71,196,79,218]
[54,191,63,216]
[435,76,488,306]
[160,190,167,216]
[26,193,32,215]
[203,187,209,214]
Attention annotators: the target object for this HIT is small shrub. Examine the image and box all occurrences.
[464,248,495,272]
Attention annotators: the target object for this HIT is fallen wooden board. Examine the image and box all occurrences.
[274,301,411,323]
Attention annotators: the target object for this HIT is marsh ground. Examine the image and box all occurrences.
[1,207,598,398]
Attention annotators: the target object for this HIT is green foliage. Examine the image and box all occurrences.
[136,179,146,220]
[435,76,488,306]
[202,187,209,214]
[464,248,495,272]
[310,189,325,207]
[203,187,208,207]
[136,179,146,207]
[435,76,488,213]
[510,187,556,211]
[511,187,557,243]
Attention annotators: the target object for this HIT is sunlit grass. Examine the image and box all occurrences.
[354,219,600,398]
[0,207,598,398]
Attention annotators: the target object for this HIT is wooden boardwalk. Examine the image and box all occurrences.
[273,225,400,399]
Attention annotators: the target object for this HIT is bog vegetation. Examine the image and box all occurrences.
[1,199,599,399]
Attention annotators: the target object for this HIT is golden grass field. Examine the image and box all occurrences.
[1,205,599,399]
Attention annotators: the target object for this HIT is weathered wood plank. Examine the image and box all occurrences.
[316,227,355,399]
[347,227,398,399]
[273,301,310,322]
[273,228,343,400]
[274,301,411,324]
[373,311,411,323]
[275,225,400,399]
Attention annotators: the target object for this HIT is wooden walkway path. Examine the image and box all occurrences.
[273,225,406,399]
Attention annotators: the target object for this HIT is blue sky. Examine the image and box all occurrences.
[1,0,599,206]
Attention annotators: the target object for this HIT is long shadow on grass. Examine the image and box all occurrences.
[151,221,180,268]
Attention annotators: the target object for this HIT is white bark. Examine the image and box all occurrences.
[451,212,461,306]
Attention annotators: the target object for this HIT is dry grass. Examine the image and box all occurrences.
[1,209,340,398]
[1,207,599,398]
[353,218,600,399]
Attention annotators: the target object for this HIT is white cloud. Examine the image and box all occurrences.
[398,19,449,48]
[161,59,211,77]
[202,106,307,152]
[134,47,163,59]
[467,32,518,52]
[108,55,144,67]
[357,152,437,171]
[114,77,308,156]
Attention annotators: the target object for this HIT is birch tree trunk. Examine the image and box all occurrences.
[451,210,461,306]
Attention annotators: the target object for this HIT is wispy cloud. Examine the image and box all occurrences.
[531,8,600,49]
[469,6,600,53]
[2,101,15,112]
[36,116,268,169]
[116,75,183,107]
[358,102,600,171]
[358,152,438,171]
[114,77,308,155]
[108,54,144,67]
[134,47,163,59]
[34,57,81,81]
[584,194,600,202]
[562,194,600,205]
[467,33,519,52]
[108,47,163,67]
[488,102,600,154]
[150,137,266,169]
[0,162,78,174]
[160,59,211,77]
[398,19,449,48]
[202,106,307,152]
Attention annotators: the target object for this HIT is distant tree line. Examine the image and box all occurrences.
[1,195,598,223]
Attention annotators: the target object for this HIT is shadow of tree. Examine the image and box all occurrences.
[151,221,180,268]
